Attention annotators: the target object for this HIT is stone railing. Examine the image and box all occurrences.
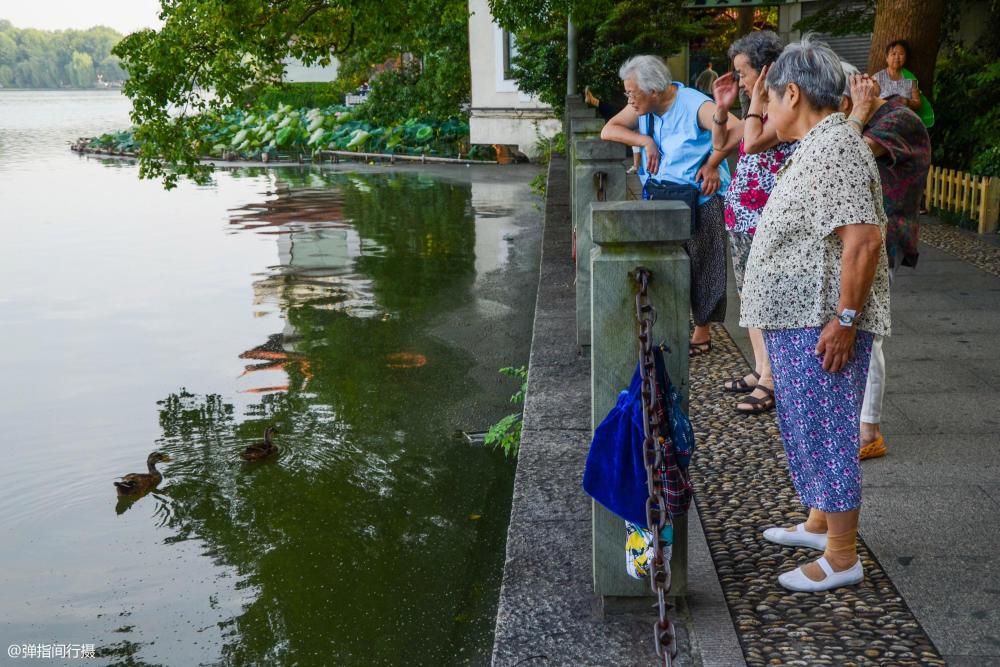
[567,105,692,604]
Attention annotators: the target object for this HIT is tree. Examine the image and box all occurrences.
[0,22,125,88]
[489,0,706,111]
[113,0,470,188]
[866,0,945,91]
[795,0,946,97]
[68,51,95,88]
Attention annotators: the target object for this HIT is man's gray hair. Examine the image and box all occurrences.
[728,30,784,73]
[619,55,672,94]
[840,60,860,98]
[764,34,846,111]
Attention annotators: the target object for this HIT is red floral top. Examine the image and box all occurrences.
[723,118,798,235]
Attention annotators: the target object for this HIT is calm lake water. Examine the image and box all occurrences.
[0,90,541,665]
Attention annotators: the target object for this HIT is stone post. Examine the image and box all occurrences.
[590,199,691,605]
[567,104,600,215]
[573,138,625,348]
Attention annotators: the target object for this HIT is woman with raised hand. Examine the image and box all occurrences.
[601,55,740,358]
[740,36,891,592]
[710,30,797,414]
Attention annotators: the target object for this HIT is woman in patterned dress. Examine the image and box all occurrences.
[841,63,931,461]
[710,31,797,414]
[739,36,892,592]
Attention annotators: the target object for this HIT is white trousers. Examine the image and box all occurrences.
[861,268,893,424]
[861,334,885,424]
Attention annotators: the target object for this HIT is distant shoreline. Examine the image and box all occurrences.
[0,87,124,92]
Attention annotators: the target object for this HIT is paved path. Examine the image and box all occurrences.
[492,149,1000,666]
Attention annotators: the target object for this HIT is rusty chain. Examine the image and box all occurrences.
[633,267,676,666]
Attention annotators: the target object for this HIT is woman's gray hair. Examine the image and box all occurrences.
[618,55,672,94]
[840,60,860,97]
[764,33,846,111]
[728,30,785,73]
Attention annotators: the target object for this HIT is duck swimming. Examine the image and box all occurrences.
[240,427,278,461]
[114,451,171,496]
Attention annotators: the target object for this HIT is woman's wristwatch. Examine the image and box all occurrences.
[837,308,857,327]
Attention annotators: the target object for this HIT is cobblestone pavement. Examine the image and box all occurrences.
[688,324,946,667]
[919,217,1000,276]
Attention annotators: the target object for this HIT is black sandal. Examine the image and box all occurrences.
[723,370,760,393]
[689,340,712,357]
[734,385,775,414]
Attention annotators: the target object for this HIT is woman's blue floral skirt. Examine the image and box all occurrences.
[765,327,874,512]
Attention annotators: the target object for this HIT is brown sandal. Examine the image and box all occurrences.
[689,340,712,357]
[734,385,775,414]
[723,370,760,393]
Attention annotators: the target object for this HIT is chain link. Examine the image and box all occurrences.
[633,267,677,666]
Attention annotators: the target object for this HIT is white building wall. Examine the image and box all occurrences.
[467,0,560,159]
[283,58,339,83]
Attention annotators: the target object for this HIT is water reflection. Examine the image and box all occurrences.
[140,171,515,664]
[0,89,537,665]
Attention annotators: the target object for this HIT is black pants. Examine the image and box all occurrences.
[685,196,727,326]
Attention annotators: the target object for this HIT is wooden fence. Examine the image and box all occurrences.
[925,166,1000,234]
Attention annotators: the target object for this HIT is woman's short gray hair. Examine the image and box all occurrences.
[765,34,846,111]
[619,55,672,94]
[840,61,860,97]
[728,30,785,73]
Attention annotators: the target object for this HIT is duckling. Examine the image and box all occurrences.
[240,426,278,461]
[114,451,171,496]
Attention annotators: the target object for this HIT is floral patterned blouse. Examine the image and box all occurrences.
[724,119,798,235]
[863,96,931,268]
[739,113,891,336]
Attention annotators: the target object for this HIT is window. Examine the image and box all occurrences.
[501,30,517,81]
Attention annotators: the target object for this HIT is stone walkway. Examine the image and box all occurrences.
[492,150,1000,666]
[721,216,1000,666]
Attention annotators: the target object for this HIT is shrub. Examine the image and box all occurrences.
[931,50,1000,177]
[245,83,344,110]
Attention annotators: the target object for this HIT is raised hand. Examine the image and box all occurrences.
[712,72,739,111]
[849,73,879,124]
[750,64,770,109]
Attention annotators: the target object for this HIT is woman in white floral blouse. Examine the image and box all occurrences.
[740,35,891,592]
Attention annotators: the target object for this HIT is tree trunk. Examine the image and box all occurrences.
[867,0,945,100]
[736,7,754,37]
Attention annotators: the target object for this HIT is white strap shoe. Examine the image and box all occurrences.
[778,556,864,592]
[762,523,828,550]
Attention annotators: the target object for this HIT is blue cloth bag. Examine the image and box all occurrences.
[582,366,648,525]
[583,351,694,525]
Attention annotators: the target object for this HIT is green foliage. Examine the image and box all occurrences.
[248,82,344,110]
[792,0,876,37]
[690,7,778,63]
[0,20,125,88]
[931,49,1000,177]
[527,129,563,198]
[112,0,469,188]
[484,365,527,458]
[85,104,476,160]
[489,0,707,114]
[929,206,980,231]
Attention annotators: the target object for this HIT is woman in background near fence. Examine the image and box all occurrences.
[601,55,739,357]
[872,40,922,112]
[841,63,931,459]
[740,35,891,591]
[710,30,796,414]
